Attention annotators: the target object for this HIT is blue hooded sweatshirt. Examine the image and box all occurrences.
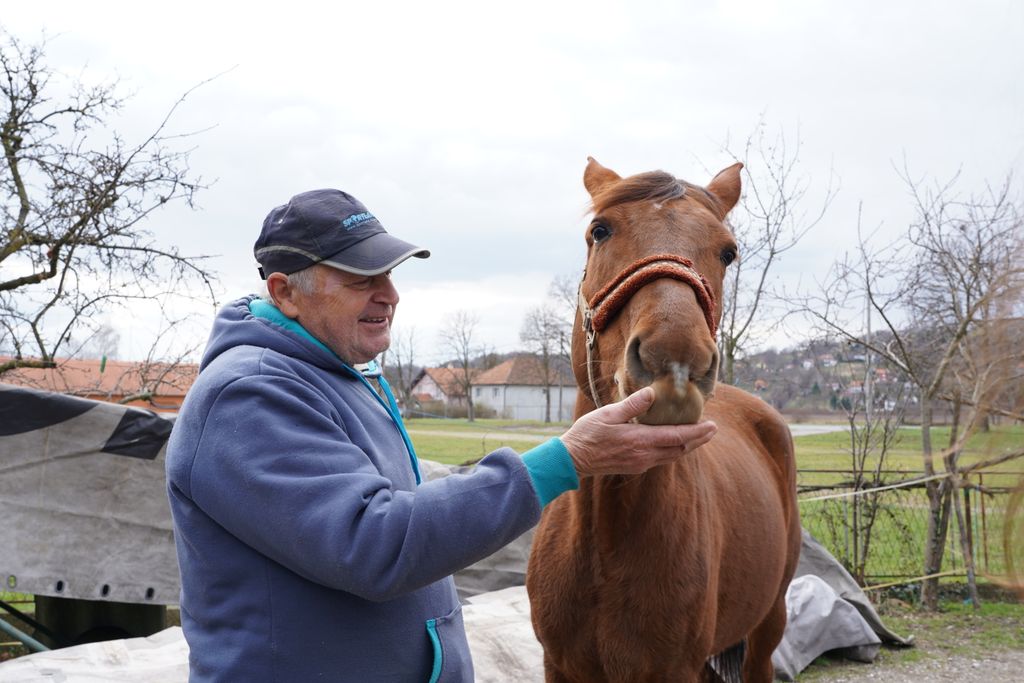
[165,296,578,682]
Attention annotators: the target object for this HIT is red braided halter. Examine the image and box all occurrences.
[586,253,717,337]
[577,253,718,408]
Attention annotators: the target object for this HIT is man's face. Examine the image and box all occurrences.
[291,265,399,364]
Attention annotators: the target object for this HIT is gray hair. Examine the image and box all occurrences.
[286,266,319,294]
[262,265,320,303]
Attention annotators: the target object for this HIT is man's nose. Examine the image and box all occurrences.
[374,275,400,305]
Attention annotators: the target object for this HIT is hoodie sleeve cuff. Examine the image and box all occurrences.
[521,438,579,508]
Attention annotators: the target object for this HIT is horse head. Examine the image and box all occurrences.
[574,157,742,425]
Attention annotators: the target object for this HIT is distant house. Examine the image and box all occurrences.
[844,380,864,396]
[409,366,477,408]
[473,355,577,422]
[0,357,198,413]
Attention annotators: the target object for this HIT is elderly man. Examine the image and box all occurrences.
[165,189,717,682]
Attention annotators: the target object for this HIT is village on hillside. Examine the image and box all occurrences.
[6,331,1020,425]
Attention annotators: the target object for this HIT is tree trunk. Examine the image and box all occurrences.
[951,476,982,609]
[920,397,951,610]
[721,339,736,385]
[922,481,952,609]
[543,350,552,423]
[945,397,981,608]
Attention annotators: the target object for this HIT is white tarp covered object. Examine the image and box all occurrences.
[2,594,536,683]
[0,384,178,605]
[0,626,188,682]
[771,575,881,680]
[0,579,898,683]
[0,387,910,680]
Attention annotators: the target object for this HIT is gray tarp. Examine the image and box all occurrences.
[0,384,178,605]
[771,575,881,680]
[792,528,913,648]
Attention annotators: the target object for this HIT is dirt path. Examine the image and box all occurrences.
[815,649,1024,681]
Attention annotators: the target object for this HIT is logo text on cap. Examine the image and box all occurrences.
[342,212,375,230]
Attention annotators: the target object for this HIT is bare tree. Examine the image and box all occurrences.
[715,120,836,384]
[438,310,481,421]
[520,304,570,423]
[77,322,120,360]
[113,316,202,405]
[822,361,911,584]
[2,312,202,407]
[801,167,1024,608]
[381,325,420,415]
[548,272,579,325]
[0,30,217,375]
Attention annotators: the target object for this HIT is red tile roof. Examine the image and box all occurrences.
[417,366,479,399]
[0,357,198,412]
[475,356,574,387]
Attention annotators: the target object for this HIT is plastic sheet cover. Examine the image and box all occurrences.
[0,384,179,605]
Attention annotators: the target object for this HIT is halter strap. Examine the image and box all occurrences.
[577,253,718,408]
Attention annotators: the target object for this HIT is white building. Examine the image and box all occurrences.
[410,366,471,406]
[472,355,577,423]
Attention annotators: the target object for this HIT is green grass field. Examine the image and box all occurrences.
[793,424,1023,584]
[405,417,570,432]
[407,418,1024,478]
[794,425,1023,477]
[404,417,568,464]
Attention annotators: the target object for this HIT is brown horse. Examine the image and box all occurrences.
[526,158,801,682]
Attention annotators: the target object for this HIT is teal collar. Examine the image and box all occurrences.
[247,297,422,483]
[248,298,337,360]
[248,298,383,376]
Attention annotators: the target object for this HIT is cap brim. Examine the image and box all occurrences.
[320,232,430,276]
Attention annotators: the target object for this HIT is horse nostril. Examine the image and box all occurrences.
[695,347,721,397]
[626,335,654,386]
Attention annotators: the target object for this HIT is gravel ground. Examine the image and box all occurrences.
[812,649,1024,682]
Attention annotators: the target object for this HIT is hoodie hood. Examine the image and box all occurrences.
[200,295,342,373]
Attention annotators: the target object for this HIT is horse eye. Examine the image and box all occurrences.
[721,247,737,266]
[591,224,612,243]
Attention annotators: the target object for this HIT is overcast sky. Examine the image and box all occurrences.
[5,1,1023,364]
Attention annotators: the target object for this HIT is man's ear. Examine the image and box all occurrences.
[266,272,301,319]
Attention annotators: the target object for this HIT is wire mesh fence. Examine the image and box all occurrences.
[797,468,1022,589]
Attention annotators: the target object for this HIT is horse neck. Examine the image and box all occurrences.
[580,465,690,514]
[569,392,702,526]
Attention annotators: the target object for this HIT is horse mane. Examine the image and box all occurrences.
[590,170,722,216]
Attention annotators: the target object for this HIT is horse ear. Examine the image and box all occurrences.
[706,162,743,218]
[584,157,622,197]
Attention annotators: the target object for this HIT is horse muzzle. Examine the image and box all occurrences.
[621,334,720,425]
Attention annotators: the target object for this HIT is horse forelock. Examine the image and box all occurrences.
[591,170,722,217]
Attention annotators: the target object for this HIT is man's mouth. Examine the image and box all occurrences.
[361,317,388,325]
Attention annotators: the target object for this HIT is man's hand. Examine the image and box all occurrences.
[560,387,717,477]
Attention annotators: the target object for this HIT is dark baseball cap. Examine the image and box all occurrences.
[254,189,430,279]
